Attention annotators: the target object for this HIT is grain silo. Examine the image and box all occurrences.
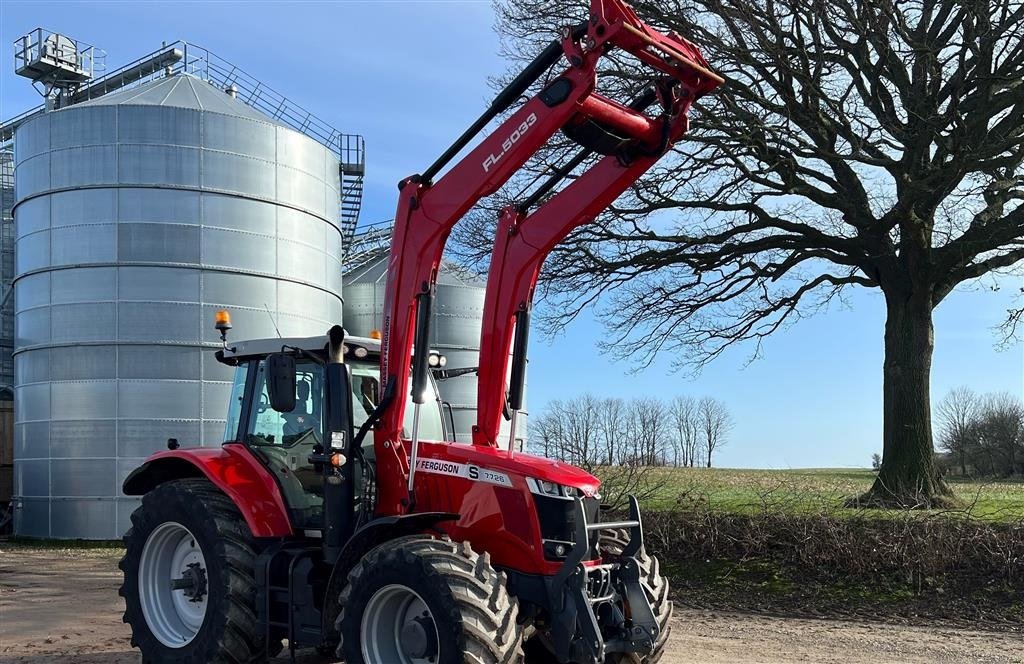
[343,224,527,446]
[10,64,356,538]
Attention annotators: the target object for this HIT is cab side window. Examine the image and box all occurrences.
[247,360,323,447]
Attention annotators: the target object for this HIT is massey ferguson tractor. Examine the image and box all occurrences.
[118,2,722,662]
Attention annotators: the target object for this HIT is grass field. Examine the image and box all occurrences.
[636,467,1024,521]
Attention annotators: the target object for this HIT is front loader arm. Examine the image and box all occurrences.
[472,20,723,449]
[374,36,600,516]
[472,109,695,448]
[375,0,722,516]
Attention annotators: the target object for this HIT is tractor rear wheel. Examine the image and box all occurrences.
[336,536,523,664]
[119,478,273,663]
[600,529,672,664]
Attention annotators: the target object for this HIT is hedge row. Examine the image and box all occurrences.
[638,507,1024,623]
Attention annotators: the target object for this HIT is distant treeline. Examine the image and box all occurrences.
[936,388,1024,477]
[530,394,732,469]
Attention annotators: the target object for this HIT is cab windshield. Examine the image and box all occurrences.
[349,358,446,442]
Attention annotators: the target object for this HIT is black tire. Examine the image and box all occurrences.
[119,478,276,663]
[336,536,523,664]
[600,529,672,664]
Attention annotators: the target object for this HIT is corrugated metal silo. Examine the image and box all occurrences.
[343,247,526,446]
[11,73,344,538]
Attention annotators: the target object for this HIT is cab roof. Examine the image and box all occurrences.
[219,333,381,362]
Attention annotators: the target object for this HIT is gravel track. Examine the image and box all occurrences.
[1,545,1019,663]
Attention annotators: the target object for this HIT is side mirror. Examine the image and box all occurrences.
[266,353,296,412]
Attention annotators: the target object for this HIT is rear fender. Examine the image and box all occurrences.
[122,443,293,538]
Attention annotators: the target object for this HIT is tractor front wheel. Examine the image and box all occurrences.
[119,478,273,663]
[336,536,522,664]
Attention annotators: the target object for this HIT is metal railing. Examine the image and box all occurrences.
[179,42,363,170]
[343,221,396,275]
[14,28,105,84]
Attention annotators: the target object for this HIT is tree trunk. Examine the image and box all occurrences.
[857,288,952,507]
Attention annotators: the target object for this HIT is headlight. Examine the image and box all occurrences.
[425,352,447,368]
[538,479,559,496]
[526,477,579,500]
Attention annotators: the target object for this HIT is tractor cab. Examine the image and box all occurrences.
[216,332,448,530]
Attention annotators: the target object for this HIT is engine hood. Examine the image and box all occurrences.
[435,442,601,497]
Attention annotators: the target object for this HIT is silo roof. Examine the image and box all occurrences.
[72,73,284,125]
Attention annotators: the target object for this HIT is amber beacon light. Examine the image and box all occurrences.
[214,310,233,348]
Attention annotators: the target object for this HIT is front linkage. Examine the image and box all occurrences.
[508,496,659,664]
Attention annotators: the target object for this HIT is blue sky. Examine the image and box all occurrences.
[4,1,1022,469]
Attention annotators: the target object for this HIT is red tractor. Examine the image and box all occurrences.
[119,2,721,662]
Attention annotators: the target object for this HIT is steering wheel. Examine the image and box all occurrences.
[280,427,319,449]
[257,392,270,414]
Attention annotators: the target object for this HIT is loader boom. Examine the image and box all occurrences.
[473,125,687,447]
[473,31,719,447]
[375,0,722,514]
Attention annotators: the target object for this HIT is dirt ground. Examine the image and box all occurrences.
[1,545,1020,664]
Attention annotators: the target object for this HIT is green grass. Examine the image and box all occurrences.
[634,467,1024,522]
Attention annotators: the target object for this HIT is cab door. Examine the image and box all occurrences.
[240,357,326,530]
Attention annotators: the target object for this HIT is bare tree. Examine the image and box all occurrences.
[970,393,1024,477]
[470,0,1024,506]
[698,396,732,468]
[533,398,567,459]
[597,396,627,465]
[670,395,701,467]
[632,397,669,465]
[936,387,980,476]
[531,395,664,508]
[561,394,601,467]
[932,389,1023,477]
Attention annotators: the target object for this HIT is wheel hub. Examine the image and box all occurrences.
[138,522,209,648]
[361,584,440,664]
[400,613,438,659]
[170,562,208,603]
